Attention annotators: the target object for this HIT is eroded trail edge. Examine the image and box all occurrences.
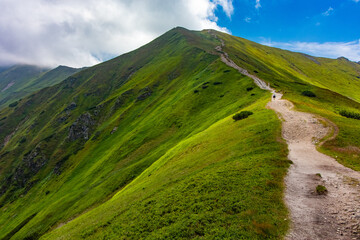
[211,31,360,240]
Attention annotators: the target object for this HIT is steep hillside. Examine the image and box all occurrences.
[0,65,81,109]
[0,27,359,239]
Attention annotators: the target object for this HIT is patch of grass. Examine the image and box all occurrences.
[316,185,327,195]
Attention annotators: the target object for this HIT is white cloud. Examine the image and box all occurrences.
[255,0,261,9]
[353,0,360,3]
[213,0,234,17]
[244,17,251,23]
[322,7,334,16]
[0,0,233,68]
[262,40,360,62]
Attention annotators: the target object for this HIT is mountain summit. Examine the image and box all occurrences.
[1,27,360,239]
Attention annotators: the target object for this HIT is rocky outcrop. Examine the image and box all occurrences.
[110,127,118,134]
[53,155,71,175]
[114,89,134,110]
[68,112,94,141]
[0,144,48,193]
[64,102,77,112]
[136,87,152,101]
[302,54,321,65]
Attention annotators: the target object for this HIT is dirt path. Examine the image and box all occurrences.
[268,96,360,240]
[210,31,360,239]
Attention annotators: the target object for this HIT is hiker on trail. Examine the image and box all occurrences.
[273,94,276,100]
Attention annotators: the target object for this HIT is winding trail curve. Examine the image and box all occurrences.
[210,31,360,239]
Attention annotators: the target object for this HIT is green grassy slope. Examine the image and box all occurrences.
[44,96,289,240]
[217,32,360,102]
[0,65,80,109]
[216,31,360,171]
[1,27,360,239]
[0,27,290,239]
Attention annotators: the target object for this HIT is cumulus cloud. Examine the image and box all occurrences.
[322,7,334,16]
[262,40,360,62]
[0,0,233,67]
[255,0,261,9]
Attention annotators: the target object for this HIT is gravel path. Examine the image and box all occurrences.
[268,96,360,240]
[210,31,360,239]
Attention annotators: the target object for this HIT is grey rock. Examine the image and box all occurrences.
[64,102,77,111]
[12,144,47,189]
[136,87,152,101]
[114,89,134,110]
[68,112,94,141]
[111,127,118,134]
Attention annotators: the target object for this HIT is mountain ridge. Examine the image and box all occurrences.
[0,27,360,239]
[0,64,81,110]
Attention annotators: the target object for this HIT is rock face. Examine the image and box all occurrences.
[136,87,152,101]
[68,112,94,141]
[64,102,77,112]
[0,144,48,195]
[114,89,134,110]
[110,127,118,134]
[13,146,47,188]
[302,53,321,65]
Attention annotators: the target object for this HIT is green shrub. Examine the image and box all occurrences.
[9,101,18,108]
[301,90,316,97]
[233,111,253,121]
[316,185,327,195]
[246,87,254,91]
[339,110,360,120]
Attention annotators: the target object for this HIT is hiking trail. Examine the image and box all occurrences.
[210,30,360,240]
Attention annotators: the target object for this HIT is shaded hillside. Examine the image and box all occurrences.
[0,27,359,239]
[0,65,81,109]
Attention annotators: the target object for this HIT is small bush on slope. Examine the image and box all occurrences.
[233,111,253,121]
[301,90,316,97]
[339,110,360,120]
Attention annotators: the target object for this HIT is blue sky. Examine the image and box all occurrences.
[0,0,359,67]
[215,0,360,61]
